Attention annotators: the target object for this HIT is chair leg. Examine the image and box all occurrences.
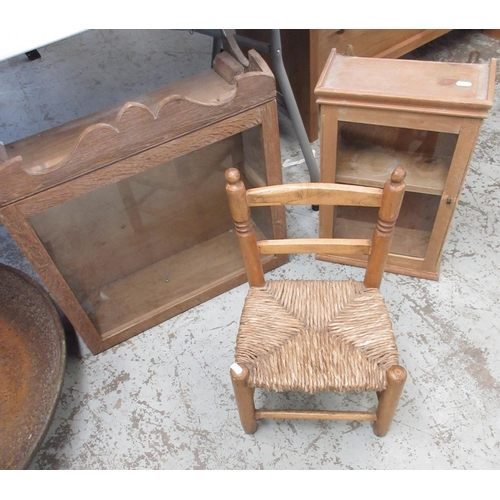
[230,363,257,434]
[374,364,407,437]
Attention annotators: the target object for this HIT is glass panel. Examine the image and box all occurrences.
[335,193,440,258]
[331,121,459,259]
[29,126,273,336]
[337,122,458,195]
[241,125,274,240]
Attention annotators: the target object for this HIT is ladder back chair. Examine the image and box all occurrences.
[225,166,407,436]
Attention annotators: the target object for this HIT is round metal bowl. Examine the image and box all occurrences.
[0,264,66,469]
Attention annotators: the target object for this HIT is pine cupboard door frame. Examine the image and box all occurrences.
[317,105,485,280]
[317,106,481,280]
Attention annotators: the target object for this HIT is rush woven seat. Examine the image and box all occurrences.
[225,166,407,436]
[236,279,398,394]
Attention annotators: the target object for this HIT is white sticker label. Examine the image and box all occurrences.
[230,362,243,375]
[456,81,472,87]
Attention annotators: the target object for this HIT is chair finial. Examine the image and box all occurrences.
[225,167,241,184]
[391,167,406,184]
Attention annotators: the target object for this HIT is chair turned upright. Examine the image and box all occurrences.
[225,166,407,436]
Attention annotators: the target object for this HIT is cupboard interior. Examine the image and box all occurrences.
[336,122,458,195]
[28,126,273,338]
[330,122,457,259]
[334,192,441,259]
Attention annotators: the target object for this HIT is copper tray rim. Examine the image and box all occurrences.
[0,263,66,469]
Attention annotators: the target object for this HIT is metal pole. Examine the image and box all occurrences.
[269,30,319,182]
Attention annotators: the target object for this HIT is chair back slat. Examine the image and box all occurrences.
[247,183,383,208]
[257,238,372,255]
[225,167,406,289]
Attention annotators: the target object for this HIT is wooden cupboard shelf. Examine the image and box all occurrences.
[331,219,431,261]
[315,51,496,280]
[90,228,275,343]
[0,50,288,354]
[336,146,451,195]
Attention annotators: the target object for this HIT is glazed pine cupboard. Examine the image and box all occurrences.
[315,50,496,279]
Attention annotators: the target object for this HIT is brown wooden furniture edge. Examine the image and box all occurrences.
[316,253,440,280]
[0,51,276,207]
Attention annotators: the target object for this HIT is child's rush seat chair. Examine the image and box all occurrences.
[225,166,407,436]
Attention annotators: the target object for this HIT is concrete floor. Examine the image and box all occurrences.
[1,29,499,470]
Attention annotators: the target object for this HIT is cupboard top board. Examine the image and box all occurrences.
[315,50,496,118]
